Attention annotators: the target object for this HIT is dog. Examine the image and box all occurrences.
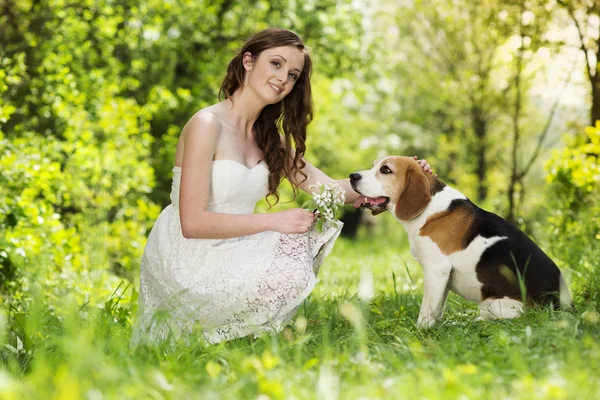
[349,156,572,327]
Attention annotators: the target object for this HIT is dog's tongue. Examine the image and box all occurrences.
[354,195,366,208]
[354,195,387,208]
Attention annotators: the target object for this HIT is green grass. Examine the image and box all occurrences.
[1,217,599,399]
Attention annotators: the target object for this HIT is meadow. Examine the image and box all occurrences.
[2,1,600,398]
[1,216,599,400]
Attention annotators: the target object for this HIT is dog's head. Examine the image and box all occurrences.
[349,156,434,220]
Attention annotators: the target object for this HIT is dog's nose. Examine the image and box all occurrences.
[349,173,362,182]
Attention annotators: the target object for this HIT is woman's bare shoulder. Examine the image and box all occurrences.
[183,107,225,139]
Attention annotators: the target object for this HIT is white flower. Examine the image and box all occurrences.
[305,182,345,232]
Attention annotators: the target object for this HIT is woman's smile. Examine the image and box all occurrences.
[268,82,284,94]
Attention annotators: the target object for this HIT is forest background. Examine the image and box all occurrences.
[1,0,599,398]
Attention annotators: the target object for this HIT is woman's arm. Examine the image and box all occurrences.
[178,113,313,239]
[289,156,435,205]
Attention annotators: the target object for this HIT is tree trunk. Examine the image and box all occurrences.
[508,95,521,224]
[593,24,600,125]
[472,106,488,201]
[507,10,525,224]
[592,71,600,126]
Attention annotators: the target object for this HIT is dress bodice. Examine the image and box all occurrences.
[170,160,269,214]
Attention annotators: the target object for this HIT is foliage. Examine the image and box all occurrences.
[0,127,158,313]
[0,0,165,304]
[544,122,600,301]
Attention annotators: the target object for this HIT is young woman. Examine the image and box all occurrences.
[133,28,432,344]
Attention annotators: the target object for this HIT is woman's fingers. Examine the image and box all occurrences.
[414,155,433,174]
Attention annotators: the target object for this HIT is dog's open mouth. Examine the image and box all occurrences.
[354,195,390,214]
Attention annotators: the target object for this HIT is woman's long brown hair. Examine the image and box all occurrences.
[219,28,313,205]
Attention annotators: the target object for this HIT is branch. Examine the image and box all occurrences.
[564,1,595,85]
[517,60,578,180]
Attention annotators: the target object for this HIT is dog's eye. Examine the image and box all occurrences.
[379,165,392,174]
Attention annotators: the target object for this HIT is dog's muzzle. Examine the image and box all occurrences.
[349,172,390,215]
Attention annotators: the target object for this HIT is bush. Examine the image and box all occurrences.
[545,123,600,303]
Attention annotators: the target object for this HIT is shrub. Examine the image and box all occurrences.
[545,123,600,304]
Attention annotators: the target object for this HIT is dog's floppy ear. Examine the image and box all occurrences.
[395,166,431,221]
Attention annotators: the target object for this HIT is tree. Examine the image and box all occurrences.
[505,0,565,222]
[375,0,521,202]
[558,0,600,125]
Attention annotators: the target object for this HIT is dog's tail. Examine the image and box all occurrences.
[559,274,574,310]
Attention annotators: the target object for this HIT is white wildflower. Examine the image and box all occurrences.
[303,182,346,232]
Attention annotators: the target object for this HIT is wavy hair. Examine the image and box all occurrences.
[219,28,313,205]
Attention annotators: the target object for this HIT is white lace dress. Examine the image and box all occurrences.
[132,160,343,344]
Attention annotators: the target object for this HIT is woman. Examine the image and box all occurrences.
[133,28,432,344]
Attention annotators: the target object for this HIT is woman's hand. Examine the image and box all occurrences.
[271,208,315,234]
[413,155,437,176]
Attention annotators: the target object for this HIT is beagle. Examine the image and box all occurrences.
[350,156,572,327]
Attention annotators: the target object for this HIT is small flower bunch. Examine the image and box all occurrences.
[303,181,346,232]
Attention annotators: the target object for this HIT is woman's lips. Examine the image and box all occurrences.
[268,82,283,94]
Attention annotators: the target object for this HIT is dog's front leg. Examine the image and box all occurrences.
[417,263,452,328]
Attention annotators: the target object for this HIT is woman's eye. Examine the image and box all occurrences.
[379,165,392,174]
[271,61,280,67]
[289,73,298,81]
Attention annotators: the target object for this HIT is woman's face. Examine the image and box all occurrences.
[243,46,305,104]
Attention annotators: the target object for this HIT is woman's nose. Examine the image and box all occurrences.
[277,70,286,82]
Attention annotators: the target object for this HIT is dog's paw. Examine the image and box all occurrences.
[416,316,437,328]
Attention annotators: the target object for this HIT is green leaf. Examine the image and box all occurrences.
[316,219,323,233]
